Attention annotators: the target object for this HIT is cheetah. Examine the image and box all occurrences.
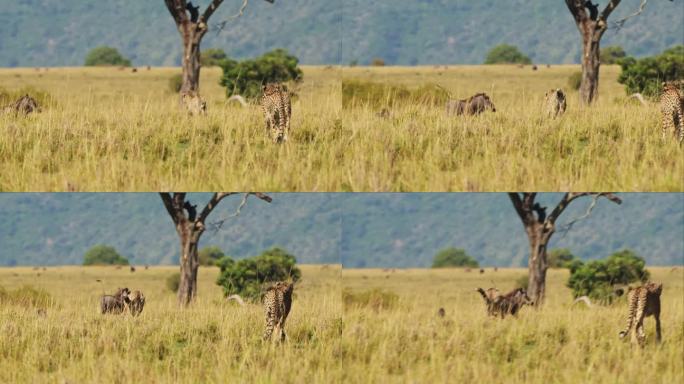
[260,83,292,143]
[618,282,662,347]
[476,287,501,316]
[180,91,207,116]
[544,88,567,118]
[262,281,294,342]
[660,82,683,143]
[128,290,146,316]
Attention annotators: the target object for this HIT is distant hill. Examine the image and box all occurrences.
[0,193,681,268]
[1,1,681,67]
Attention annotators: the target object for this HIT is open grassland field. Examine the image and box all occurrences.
[0,66,341,191]
[0,265,342,383]
[343,65,684,191]
[342,267,684,384]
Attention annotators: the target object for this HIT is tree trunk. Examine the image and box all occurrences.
[526,223,551,305]
[176,220,202,305]
[580,31,601,105]
[181,31,202,94]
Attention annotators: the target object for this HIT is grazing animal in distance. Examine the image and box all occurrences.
[619,282,662,347]
[544,88,567,118]
[260,83,292,143]
[180,91,207,116]
[446,93,496,116]
[660,82,683,143]
[128,290,146,316]
[437,307,446,318]
[2,94,40,116]
[262,281,294,342]
[130,266,136,273]
[100,287,131,314]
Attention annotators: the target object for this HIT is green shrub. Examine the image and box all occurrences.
[168,74,182,93]
[514,275,529,290]
[568,71,582,90]
[199,246,225,266]
[342,80,450,109]
[601,46,626,65]
[84,46,131,67]
[200,48,227,67]
[617,45,684,98]
[484,44,532,65]
[215,247,302,303]
[166,272,180,293]
[566,249,649,303]
[548,248,576,268]
[343,288,398,311]
[371,58,385,66]
[219,49,302,100]
[83,245,129,266]
[432,247,479,268]
[0,285,53,309]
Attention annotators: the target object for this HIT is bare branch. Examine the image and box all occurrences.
[197,192,237,225]
[204,192,273,233]
[213,0,275,35]
[610,0,652,30]
[599,0,622,22]
[549,193,622,229]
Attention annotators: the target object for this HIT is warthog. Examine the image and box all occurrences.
[100,287,131,314]
[491,288,533,318]
[128,290,146,316]
[2,94,40,116]
[446,93,496,116]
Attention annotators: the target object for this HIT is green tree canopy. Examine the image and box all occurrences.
[618,45,684,98]
[199,246,225,266]
[215,247,302,302]
[484,44,532,65]
[600,46,627,65]
[566,249,649,303]
[83,244,129,265]
[84,46,131,67]
[219,49,303,100]
[200,48,228,67]
[548,248,576,268]
[432,247,479,268]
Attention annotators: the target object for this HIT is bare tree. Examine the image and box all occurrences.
[160,192,272,306]
[564,0,670,105]
[508,193,622,305]
[163,0,275,95]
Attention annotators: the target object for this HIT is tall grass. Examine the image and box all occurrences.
[342,267,684,383]
[0,265,342,383]
[1,65,681,191]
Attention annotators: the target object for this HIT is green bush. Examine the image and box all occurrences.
[343,288,398,311]
[617,45,684,98]
[371,58,385,66]
[432,247,479,268]
[200,48,227,67]
[514,275,529,290]
[199,246,225,266]
[219,49,302,100]
[0,285,53,309]
[83,245,129,266]
[484,44,532,65]
[166,272,180,293]
[84,46,131,67]
[566,249,649,303]
[548,248,576,268]
[215,247,302,303]
[601,46,626,65]
[568,71,582,90]
[168,74,183,93]
[342,80,450,109]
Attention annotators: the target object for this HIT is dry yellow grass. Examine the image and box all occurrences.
[0,265,342,383]
[1,65,681,191]
[342,267,684,383]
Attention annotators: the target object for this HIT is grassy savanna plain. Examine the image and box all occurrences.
[342,267,684,383]
[0,265,342,383]
[343,65,684,191]
[0,66,341,191]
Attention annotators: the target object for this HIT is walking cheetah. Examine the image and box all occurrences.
[544,88,567,118]
[262,281,294,342]
[660,82,683,143]
[180,91,207,116]
[260,83,292,143]
[128,290,146,316]
[618,282,662,347]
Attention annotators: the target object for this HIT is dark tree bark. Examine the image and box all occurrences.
[163,0,275,94]
[160,192,272,306]
[565,0,623,105]
[508,193,622,305]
